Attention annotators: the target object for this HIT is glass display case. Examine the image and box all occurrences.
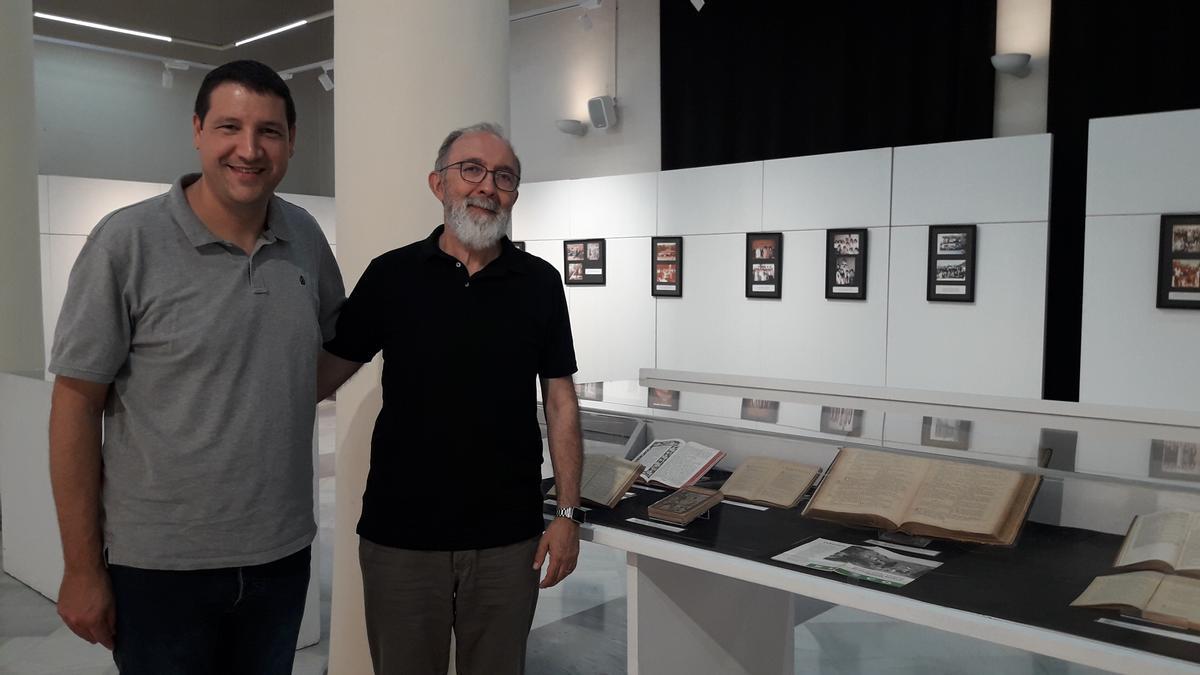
[537,372,1200,674]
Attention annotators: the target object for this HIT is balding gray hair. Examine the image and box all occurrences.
[433,122,522,177]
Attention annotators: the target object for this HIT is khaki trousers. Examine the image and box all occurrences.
[359,536,541,675]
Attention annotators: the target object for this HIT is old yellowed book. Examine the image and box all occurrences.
[1113,510,1200,578]
[550,454,642,508]
[1072,571,1200,631]
[721,457,821,508]
[801,447,1040,546]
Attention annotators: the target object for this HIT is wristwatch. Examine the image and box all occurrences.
[555,506,585,524]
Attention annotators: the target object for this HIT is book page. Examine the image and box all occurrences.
[1173,512,1200,574]
[579,455,640,507]
[720,458,776,501]
[904,462,1021,535]
[1070,571,1162,610]
[633,440,723,489]
[632,439,682,484]
[1144,574,1200,626]
[807,448,929,526]
[755,462,820,507]
[1117,510,1190,569]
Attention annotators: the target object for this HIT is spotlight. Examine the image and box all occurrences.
[318,64,334,91]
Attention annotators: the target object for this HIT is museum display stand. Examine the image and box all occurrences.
[538,371,1200,675]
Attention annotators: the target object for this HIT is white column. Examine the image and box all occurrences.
[0,0,45,377]
[993,0,1051,137]
[329,2,510,672]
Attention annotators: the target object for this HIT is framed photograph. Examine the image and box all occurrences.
[647,387,681,411]
[921,416,972,450]
[826,229,868,300]
[740,398,780,423]
[819,406,863,436]
[1148,439,1200,482]
[746,232,783,299]
[512,240,526,251]
[651,236,683,297]
[574,381,604,402]
[1157,215,1200,309]
[926,225,977,302]
[563,238,606,285]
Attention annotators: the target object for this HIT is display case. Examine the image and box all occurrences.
[538,371,1200,675]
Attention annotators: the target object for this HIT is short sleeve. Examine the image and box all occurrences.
[323,257,385,363]
[48,237,132,383]
[538,272,578,379]
[315,237,346,343]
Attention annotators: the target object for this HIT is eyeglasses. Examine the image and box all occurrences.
[441,161,520,192]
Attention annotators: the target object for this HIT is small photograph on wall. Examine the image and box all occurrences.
[512,240,526,251]
[826,229,868,300]
[647,387,681,411]
[921,416,972,450]
[820,406,863,436]
[1157,215,1200,309]
[740,398,780,423]
[564,238,606,285]
[651,236,683,297]
[1148,439,1200,482]
[927,225,977,302]
[574,382,604,402]
[746,233,783,298]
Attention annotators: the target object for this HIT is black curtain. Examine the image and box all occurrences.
[660,2,997,170]
[1043,1,1200,401]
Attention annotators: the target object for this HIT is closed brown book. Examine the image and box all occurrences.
[647,486,724,526]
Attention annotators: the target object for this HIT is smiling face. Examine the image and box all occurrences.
[429,131,520,251]
[192,82,294,212]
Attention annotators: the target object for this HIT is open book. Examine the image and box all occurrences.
[1071,571,1200,631]
[630,439,726,489]
[1113,510,1200,578]
[801,447,1041,546]
[721,457,822,508]
[548,454,642,508]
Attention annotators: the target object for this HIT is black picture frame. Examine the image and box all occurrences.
[1156,215,1200,309]
[651,236,683,297]
[819,406,863,436]
[746,232,783,299]
[825,229,868,300]
[1148,439,1200,482]
[926,225,977,302]
[564,238,606,285]
[920,416,972,450]
[647,387,681,410]
[740,398,780,423]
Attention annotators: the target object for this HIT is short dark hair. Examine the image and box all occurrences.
[194,60,296,128]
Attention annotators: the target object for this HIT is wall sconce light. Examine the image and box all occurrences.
[555,119,588,136]
[991,53,1032,78]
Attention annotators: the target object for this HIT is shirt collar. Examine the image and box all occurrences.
[421,224,526,276]
[168,173,291,248]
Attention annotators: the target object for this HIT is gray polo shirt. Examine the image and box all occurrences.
[49,174,344,570]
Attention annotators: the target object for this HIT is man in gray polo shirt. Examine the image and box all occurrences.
[47,60,343,674]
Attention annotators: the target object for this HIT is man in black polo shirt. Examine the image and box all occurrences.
[318,122,583,674]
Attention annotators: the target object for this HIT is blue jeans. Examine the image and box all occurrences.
[107,546,310,675]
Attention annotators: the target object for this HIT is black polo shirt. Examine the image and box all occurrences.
[324,225,577,550]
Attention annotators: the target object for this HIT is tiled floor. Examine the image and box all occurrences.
[0,403,1107,674]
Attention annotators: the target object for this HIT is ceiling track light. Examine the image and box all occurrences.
[34,11,172,42]
[317,63,334,92]
[235,19,308,47]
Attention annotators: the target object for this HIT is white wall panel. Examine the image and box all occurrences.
[44,235,87,356]
[1087,109,1200,216]
[279,192,337,245]
[524,239,564,280]
[756,229,889,386]
[38,175,49,234]
[1079,215,1200,410]
[566,237,655,383]
[885,222,1047,397]
[762,149,892,231]
[657,162,763,236]
[892,134,1051,226]
[40,234,52,373]
[46,175,167,235]
[512,179,571,241]
[655,234,760,375]
[568,172,657,239]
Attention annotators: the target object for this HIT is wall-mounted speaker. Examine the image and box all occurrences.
[587,95,618,129]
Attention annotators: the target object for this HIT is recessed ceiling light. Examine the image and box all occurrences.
[33,12,172,43]
[235,20,308,47]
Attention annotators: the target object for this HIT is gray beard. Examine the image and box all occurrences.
[447,197,509,251]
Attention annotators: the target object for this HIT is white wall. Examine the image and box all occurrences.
[33,40,335,196]
[509,0,660,182]
[1080,109,1200,410]
[993,0,1050,136]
